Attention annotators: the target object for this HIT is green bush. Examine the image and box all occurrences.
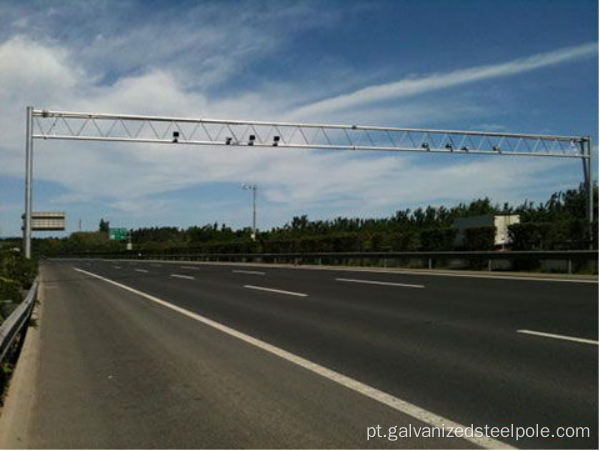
[419,228,457,251]
[389,231,420,251]
[509,220,594,250]
[0,251,37,290]
[463,226,496,251]
[0,249,37,304]
[509,223,550,250]
[0,279,22,305]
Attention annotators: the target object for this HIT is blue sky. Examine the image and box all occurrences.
[0,0,597,237]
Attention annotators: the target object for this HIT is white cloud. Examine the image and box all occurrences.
[290,42,598,120]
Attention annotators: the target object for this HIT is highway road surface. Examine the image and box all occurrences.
[3,259,597,448]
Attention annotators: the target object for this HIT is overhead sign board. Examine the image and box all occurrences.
[22,211,66,231]
[109,228,129,241]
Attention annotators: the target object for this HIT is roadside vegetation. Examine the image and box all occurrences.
[21,185,596,258]
[0,249,38,309]
[0,249,38,402]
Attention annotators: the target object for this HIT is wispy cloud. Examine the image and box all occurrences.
[0,1,351,90]
[290,42,598,120]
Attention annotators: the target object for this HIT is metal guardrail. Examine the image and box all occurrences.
[66,250,598,273]
[0,277,39,364]
[73,249,598,259]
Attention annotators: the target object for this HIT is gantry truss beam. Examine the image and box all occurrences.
[32,110,591,159]
[22,107,594,259]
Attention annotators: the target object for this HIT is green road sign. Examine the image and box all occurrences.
[109,228,129,241]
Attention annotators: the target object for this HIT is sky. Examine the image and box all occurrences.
[0,0,598,237]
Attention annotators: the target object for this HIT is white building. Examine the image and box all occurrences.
[453,215,520,248]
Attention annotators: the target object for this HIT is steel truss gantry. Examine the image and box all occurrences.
[23,107,594,257]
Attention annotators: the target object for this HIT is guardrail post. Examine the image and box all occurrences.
[428,258,432,270]
[567,258,572,274]
[488,259,492,272]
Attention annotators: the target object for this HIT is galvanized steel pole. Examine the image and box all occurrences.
[252,185,257,240]
[586,137,594,248]
[23,106,34,259]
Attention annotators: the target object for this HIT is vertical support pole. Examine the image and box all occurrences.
[582,138,594,249]
[587,138,594,239]
[23,106,34,259]
[252,185,257,241]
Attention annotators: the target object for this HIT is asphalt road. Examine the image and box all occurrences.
[10,260,599,448]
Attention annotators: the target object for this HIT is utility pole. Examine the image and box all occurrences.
[241,183,258,241]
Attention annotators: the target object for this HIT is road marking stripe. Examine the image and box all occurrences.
[243,285,307,297]
[336,278,424,289]
[113,266,122,269]
[233,270,266,275]
[135,269,148,273]
[72,267,510,450]
[170,274,195,280]
[181,266,200,270]
[517,329,598,345]
[133,260,596,284]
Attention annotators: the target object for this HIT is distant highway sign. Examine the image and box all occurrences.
[109,228,129,241]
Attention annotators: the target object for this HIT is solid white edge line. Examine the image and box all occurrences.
[336,278,424,289]
[517,329,598,345]
[243,285,307,297]
[233,270,266,275]
[72,266,510,450]
[170,274,195,280]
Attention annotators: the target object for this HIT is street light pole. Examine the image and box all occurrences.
[241,184,258,240]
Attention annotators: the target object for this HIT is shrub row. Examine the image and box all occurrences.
[35,220,597,258]
[509,219,597,250]
[136,228,460,254]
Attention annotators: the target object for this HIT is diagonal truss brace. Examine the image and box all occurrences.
[32,110,590,159]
